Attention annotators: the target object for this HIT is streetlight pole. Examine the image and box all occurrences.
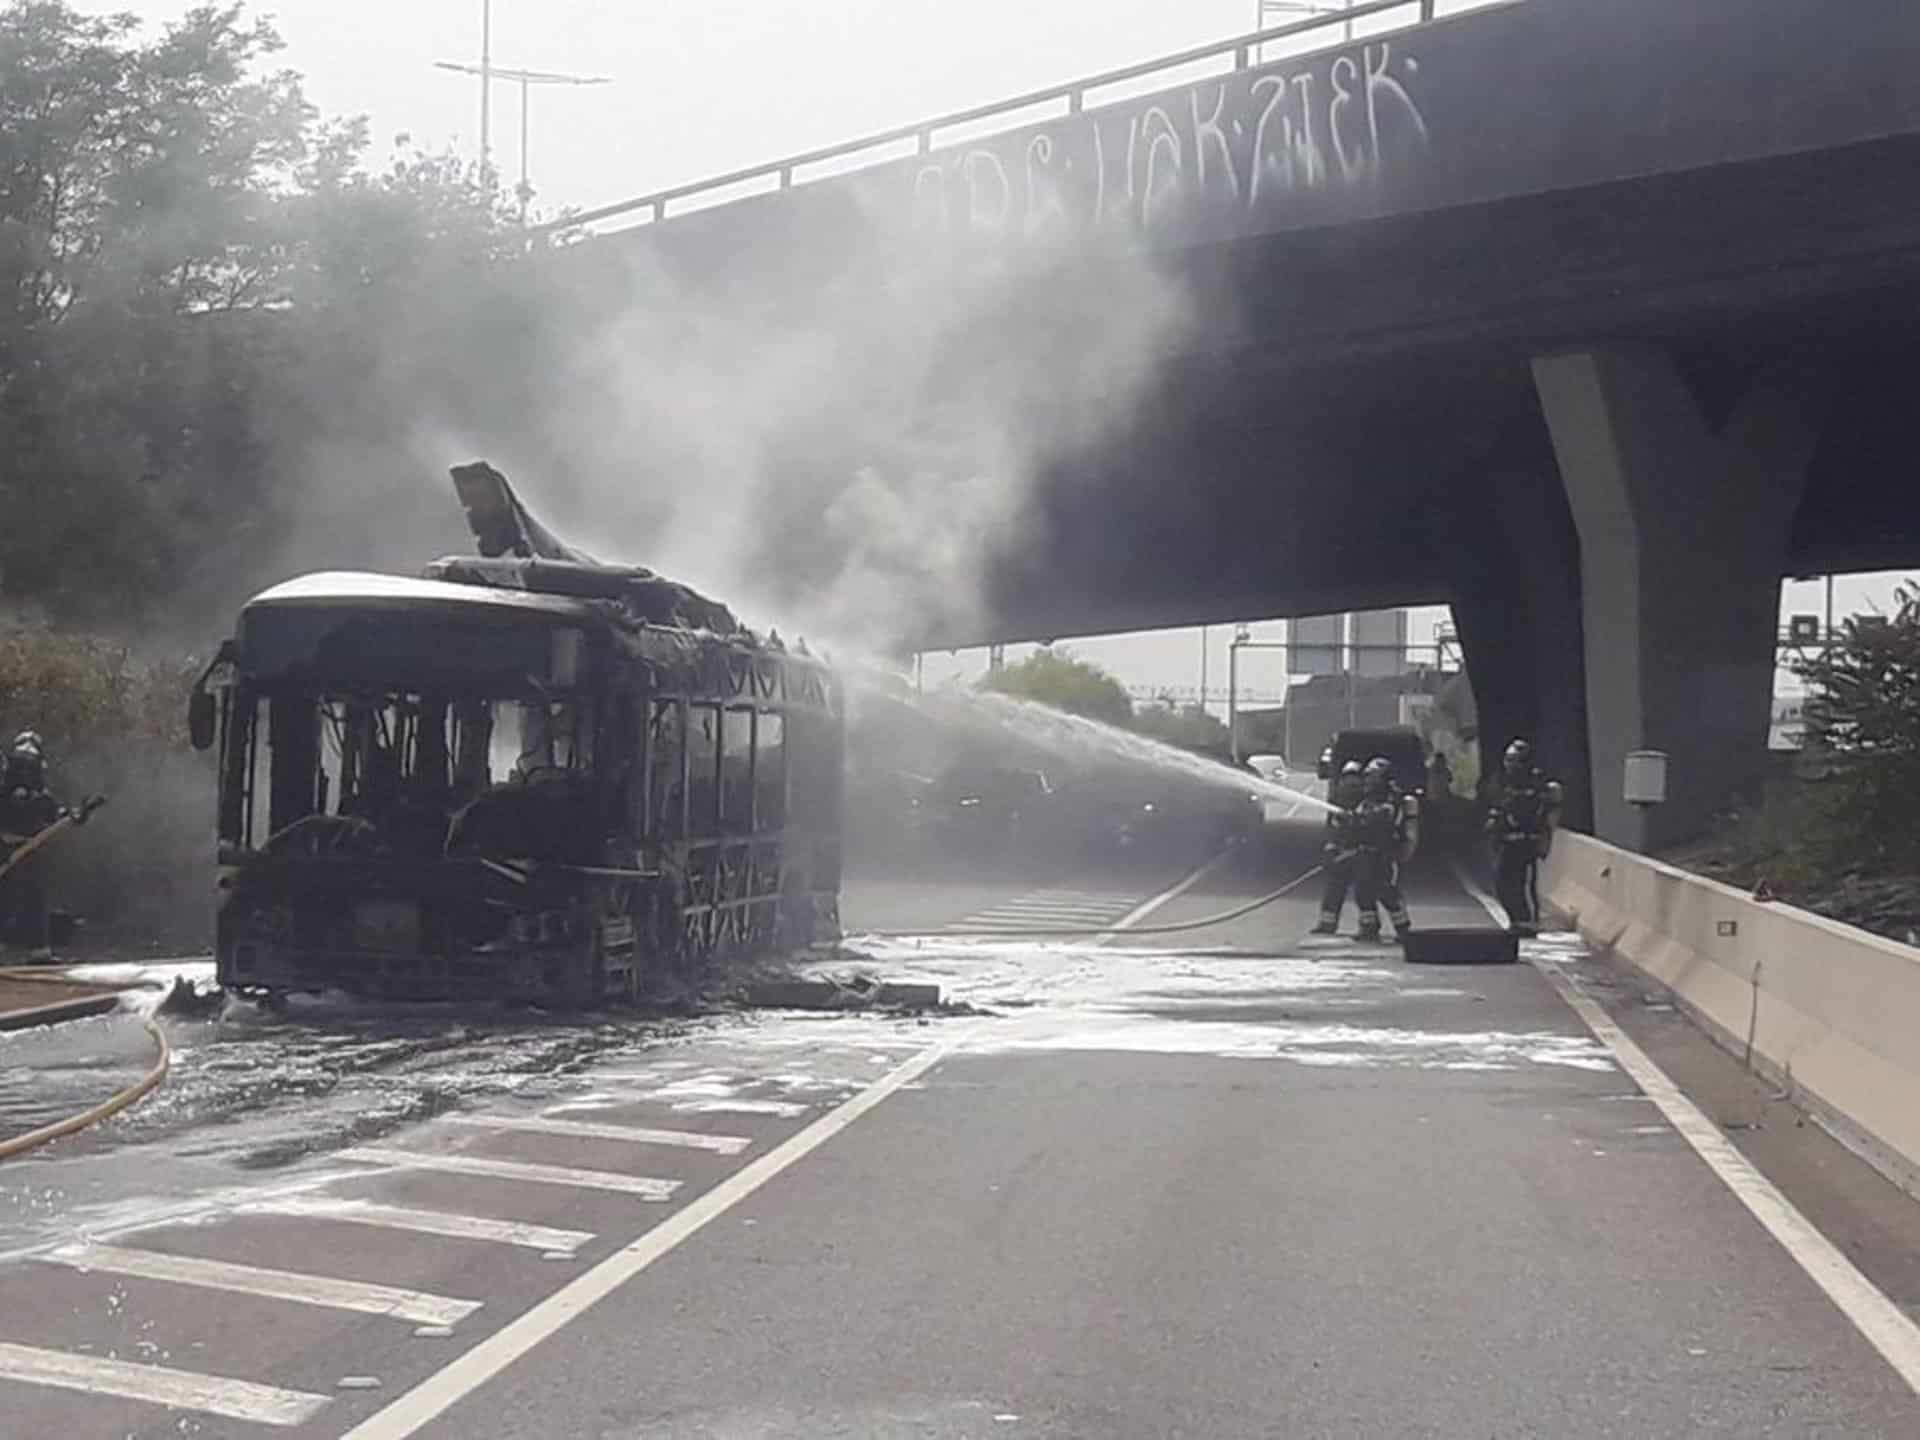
[480,0,492,174]
[1257,0,1354,55]
[1199,626,1209,715]
[1228,625,1251,765]
[435,60,610,223]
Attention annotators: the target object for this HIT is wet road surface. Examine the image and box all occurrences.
[0,816,1914,1435]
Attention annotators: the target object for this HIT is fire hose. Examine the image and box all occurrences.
[857,864,1327,940]
[0,796,108,888]
[0,1012,171,1162]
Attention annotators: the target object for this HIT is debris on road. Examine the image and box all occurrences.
[740,973,943,1013]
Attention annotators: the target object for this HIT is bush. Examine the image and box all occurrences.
[1794,584,1920,873]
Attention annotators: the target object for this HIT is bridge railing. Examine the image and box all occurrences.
[538,0,1487,238]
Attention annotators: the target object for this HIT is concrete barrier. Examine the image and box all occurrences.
[1543,831,1920,1198]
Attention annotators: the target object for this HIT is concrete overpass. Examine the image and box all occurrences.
[556,0,1920,850]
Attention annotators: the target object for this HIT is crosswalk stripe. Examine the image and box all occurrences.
[46,1244,481,1328]
[446,1114,752,1155]
[990,902,1121,913]
[668,1098,809,1117]
[341,1146,681,1200]
[957,914,1126,925]
[0,1341,329,1428]
[241,1196,595,1254]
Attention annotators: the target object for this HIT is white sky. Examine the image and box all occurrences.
[86,1,1915,704]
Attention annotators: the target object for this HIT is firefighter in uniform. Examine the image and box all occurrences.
[1353,756,1417,942]
[1485,737,1563,936]
[1,732,67,958]
[1311,761,1367,936]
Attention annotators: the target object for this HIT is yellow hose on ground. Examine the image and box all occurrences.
[0,1014,171,1162]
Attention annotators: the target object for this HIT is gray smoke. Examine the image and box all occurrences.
[225,212,1196,663]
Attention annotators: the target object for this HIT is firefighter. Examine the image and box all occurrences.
[1,731,68,958]
[1311,761,1367,936]
[1485,737,1563,936]
[1353,755,1417,942]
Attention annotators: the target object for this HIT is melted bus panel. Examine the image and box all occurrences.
[191,469,843,1005]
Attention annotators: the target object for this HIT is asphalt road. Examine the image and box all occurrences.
[0,811,1915,1437]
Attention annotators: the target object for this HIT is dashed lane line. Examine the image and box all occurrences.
[45,1244,482,1329]
[0,1340,330,1428]
[1451,859,1920,1397]
[444,1114,754,1156]
[340,1147,681,1200]
[241,1197,596,1255]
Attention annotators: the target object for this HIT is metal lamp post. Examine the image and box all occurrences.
[1257,0,1355,55]
[1228,625,1252,764]
[436,60,610,224]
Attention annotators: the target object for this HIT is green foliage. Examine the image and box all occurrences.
[0,0,533,621]
[1130,699,1230,759]
[1794,584,1920,871]
[0,1,546,938]
[981,650,1133,727]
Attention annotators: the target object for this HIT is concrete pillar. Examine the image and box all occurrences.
[1447,465,1591,830]
[1532,348,1828,851]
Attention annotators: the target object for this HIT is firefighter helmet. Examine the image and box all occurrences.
[1363,756,1394,796]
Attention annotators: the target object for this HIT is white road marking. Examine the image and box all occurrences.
[446,1113,752,1155]
[0,1340,330,1428]
[46,1244,481,1329]
[1538,960,1920,1397]
[963,904,1126,919]
[339,1042,954,1440]
[943,888,1140,934]
[340,1147,681,1200]
[243,1196,595,1255]
[1095,847,1241,944]
[668,1098,809,1118]
[1458,856,1920,1396]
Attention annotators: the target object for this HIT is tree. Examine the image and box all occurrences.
[0,0,532,621]
[1794,584,1920,870]
[1130,698,1230,760]
[981,650,1133,727]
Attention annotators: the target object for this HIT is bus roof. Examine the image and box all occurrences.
[241,571,601,624]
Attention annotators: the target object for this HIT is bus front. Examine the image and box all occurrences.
[191,572,633,1003]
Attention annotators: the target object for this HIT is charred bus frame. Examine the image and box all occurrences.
[189,482,843,1005]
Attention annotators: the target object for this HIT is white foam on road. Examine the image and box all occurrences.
[0,1340,329,1427]
[340,1146,682,1200]
[46,1243,482,1328]
[445,1113,752,1155]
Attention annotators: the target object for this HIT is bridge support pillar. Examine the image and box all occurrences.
[1447,467,1591,832]
[1532,347,1827,852]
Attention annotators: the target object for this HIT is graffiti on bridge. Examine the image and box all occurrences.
[901,41,1430,245]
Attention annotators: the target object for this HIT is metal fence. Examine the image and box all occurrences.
[538,0,1503,237]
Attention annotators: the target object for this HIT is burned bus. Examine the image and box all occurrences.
[187,464,843,1004]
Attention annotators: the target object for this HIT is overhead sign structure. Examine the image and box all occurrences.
[1288,614,1344,676]
[1352,609,1409,678]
